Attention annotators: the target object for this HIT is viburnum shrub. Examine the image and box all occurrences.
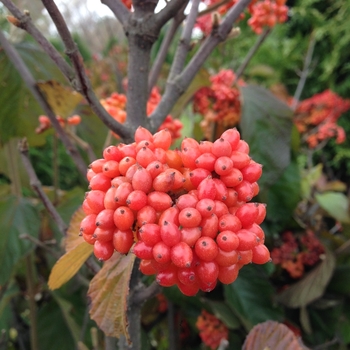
[80,126,270,296]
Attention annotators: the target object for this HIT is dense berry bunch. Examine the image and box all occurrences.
[196,310,228,350]
[36,114,81,134]
[193,70,243,139]
[294,90,350,148]
[271,230,325,279]
[80,127,270,295]
[248,0,288,34]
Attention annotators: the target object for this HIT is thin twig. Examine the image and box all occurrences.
[1,0,75,81]
[0,29,88,177]
[149,0,252,131]
[148,10,186,93]
[199,0,232,16]
[291,32,316,111]
[25,254,39,350]
[66,129,96,164]
[20,234,61,258]
[133,280,162,305]
[18,138,68,236]
[153,0,189,31]
[100,0,130,26]
[234,27,271,83]
[168,0,201,81]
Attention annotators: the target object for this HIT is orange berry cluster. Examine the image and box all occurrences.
[294,90,350,148]
[196,310,228,350]
[80,127,270,296]
[100,88,183,141]
[271,230,325,279]
[35,114,81,134]
[195,0,288,36]
[193,69,243,139]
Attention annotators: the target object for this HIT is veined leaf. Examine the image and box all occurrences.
[315,192,350,223]
[64,206,86,252]
[242,321,309,350]
[88,252,136,339]
[48,242,93,290]
[240,85,294,190]
[275,250,336,308]
[0,196,40,285]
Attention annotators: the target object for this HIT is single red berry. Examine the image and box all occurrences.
[238,250,253,265]
[114,182,133,205]
[93,227,114,242]
[160,221,181,247]
[178,208,202,228]
[104,187,119,210]
[93,240,114,261]
[218,264,239,284]
[218,214,242,232]
[252,244,271,264]
[85,190,105,214]
[95,209,115,229]
[132,167,153,194]
[197,177,217,200]
[153,129,172,150]
[235,203,259,228]
[132,241,154,260]
[216,230,239,251]
[220,168,243,188]
[215,248,239,267]
[135,126,154,144]
[196,261,219,285]
[136,147,157,168]
[196,198,216,218]
[119,157,137,175]
[89,173,111,192]
[180,227,202,247]
[152,241,171,264]
[195,153,217,172]
[102,160,120,178]
[177,281,199,296]
[189,168,211,188]
[171,242,193,268]
[194,237,219,262]
[240,161,263,183]
[156,265,179,287]
[176,193,198,211]
[212,138,232,157]
[177,267,197,285]
[126,190,148,211]
[103,145,123,162]
[139,259,157,275]
[139,223,161,246]
[80,214,97,235]
[220,128,240,150]
[214,156,233,176]
[236,229,258,251]
[230,151,251,169]
[89,158,106,173]
[200,214,219,238]
[137,205,157,226]
[147,191,173,212]
[113,206,135,231]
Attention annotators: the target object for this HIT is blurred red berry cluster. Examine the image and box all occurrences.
[196,310,228,350]
[193,69,243,139]
[271,230,325,279]
[100,88,183,141]
[195,0,288,36]
[294,89,350,148]
[36,114,81,134]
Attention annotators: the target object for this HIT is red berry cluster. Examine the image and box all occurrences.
[293,89,350,148]
[36,114,81,134]
[193,69,244,139]
[271,230,325,279]
[195,0,288,37]
[80,127,270,296]
[196,310,228,350]
[99,88,183,141]
[248,0,288,34]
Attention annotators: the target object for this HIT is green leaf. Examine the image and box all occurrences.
[224,264,283,330]
[0,196,40,285]
[37,299,76,350]
[327,266,350,295]
[300,164,323,200]
[239,85,294,190]
[0,42,65,146]
[275,250,336,308]
[265,160,301,226]
[53,294,82,344]
[315,192,350,223]
[205,300,241,329]
[88,252,136,339]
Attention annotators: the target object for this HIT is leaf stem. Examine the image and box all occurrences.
[234,27,271,83]
[18,138,68,236]
[25,253,39,350]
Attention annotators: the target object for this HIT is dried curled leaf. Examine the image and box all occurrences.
[88,252,136,340]
[65,206,85,252]
[48,242,93,290]
[37,80,82,117]
[242,321,309,350]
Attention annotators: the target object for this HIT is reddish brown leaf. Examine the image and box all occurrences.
[87,252,136,339]
[242,321,309,350]
[65,206,85,252]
